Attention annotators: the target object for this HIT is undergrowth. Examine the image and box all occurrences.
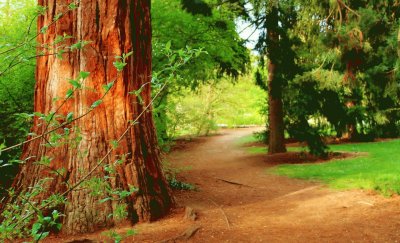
[162,160,195,191]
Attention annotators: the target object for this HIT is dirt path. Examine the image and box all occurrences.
[62,128,400,242]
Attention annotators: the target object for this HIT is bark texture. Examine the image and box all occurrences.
[266,6,286,154]
[267,62,286,154]
[8,0,173,234]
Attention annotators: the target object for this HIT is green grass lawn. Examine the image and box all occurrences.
[276,139,400,196]
[240,134,400,196]
[246,146,304,154]
[235,133,260,145]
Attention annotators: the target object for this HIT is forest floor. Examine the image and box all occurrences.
[52,127,400,242]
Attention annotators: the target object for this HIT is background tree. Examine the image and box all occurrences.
[291,0,400,144]
[237,0,299,154]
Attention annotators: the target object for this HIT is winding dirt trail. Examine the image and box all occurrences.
[61,128,400,242]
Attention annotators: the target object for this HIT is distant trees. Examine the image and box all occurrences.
[152,0,249,146]
[233,0,299,154]
[222,0,400,155]
[292,0,400,142]
[0,0,36,193]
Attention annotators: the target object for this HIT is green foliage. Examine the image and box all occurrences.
[151,43,206,149]
[181,0,212,16]
[152,0,251,147]
[0,177,66,240]
[235,132,262,146]
[274,139,400,196]
[289,0,400,144]
[102,229,137,243]
[237,133,304,154]
[152,0,249,82]
[162,160,195,190]
[168,177,196,191]
[113,51,133,72]
[253,130,269,144]
[0,0,37,193]
[163,76,266,139]
[31,210,62,241]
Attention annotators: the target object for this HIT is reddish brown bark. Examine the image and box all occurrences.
[7,0,173,234]
[267,62,286,154]
[266,6,286,154]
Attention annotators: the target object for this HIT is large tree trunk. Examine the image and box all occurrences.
[7,0,173,235]
[266,6,286,154]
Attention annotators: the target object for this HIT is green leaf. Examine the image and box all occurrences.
[99,197,112,203]
[124,51,134,59]
[54,35,64,44]
[53,13,63,21]
[68,3,78,10]
[36,5,48,15]
[69,79,81,88]
[91,100,103,109]
[34,112,45,117]
[113,61,126,72]
[52,210,60,220]
[40,26,48,34]
[70,40,91,51]
[137,95,143,105]
[170,54,177,63]
[102,82,115,92]
[116,189,135,199]
[110,140,119,149]
[0,143,6,154]
[64,128,70,135]
[195,49,203,57]
[126,229,137,236]
[31,222,42,235]
[66,112,74,122]
[129,120,139,126]
[34,231,49,241]
[129,89,144,104]
[56,49,65,60]
[165,41,171,51]
[66,89,74,98]
[63,33,73,39]
[129,86,144,97]
[79,71,90,80]
[45,112,56,122]
[39,156,52,166]
[56,223,62,231]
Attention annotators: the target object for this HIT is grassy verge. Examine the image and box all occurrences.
[238,134,305,154]
[246,146,304,154]
[235,133,260,145]
[275,139,400,196]
[239,134,400,196]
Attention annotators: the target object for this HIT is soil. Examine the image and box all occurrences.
[46,128,400,242]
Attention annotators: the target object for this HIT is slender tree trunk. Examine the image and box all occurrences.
[7,0,173,235]
[397,27,400,58]
[266,6,286,154]
[267,63,286,153]
[343,100,358,140]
